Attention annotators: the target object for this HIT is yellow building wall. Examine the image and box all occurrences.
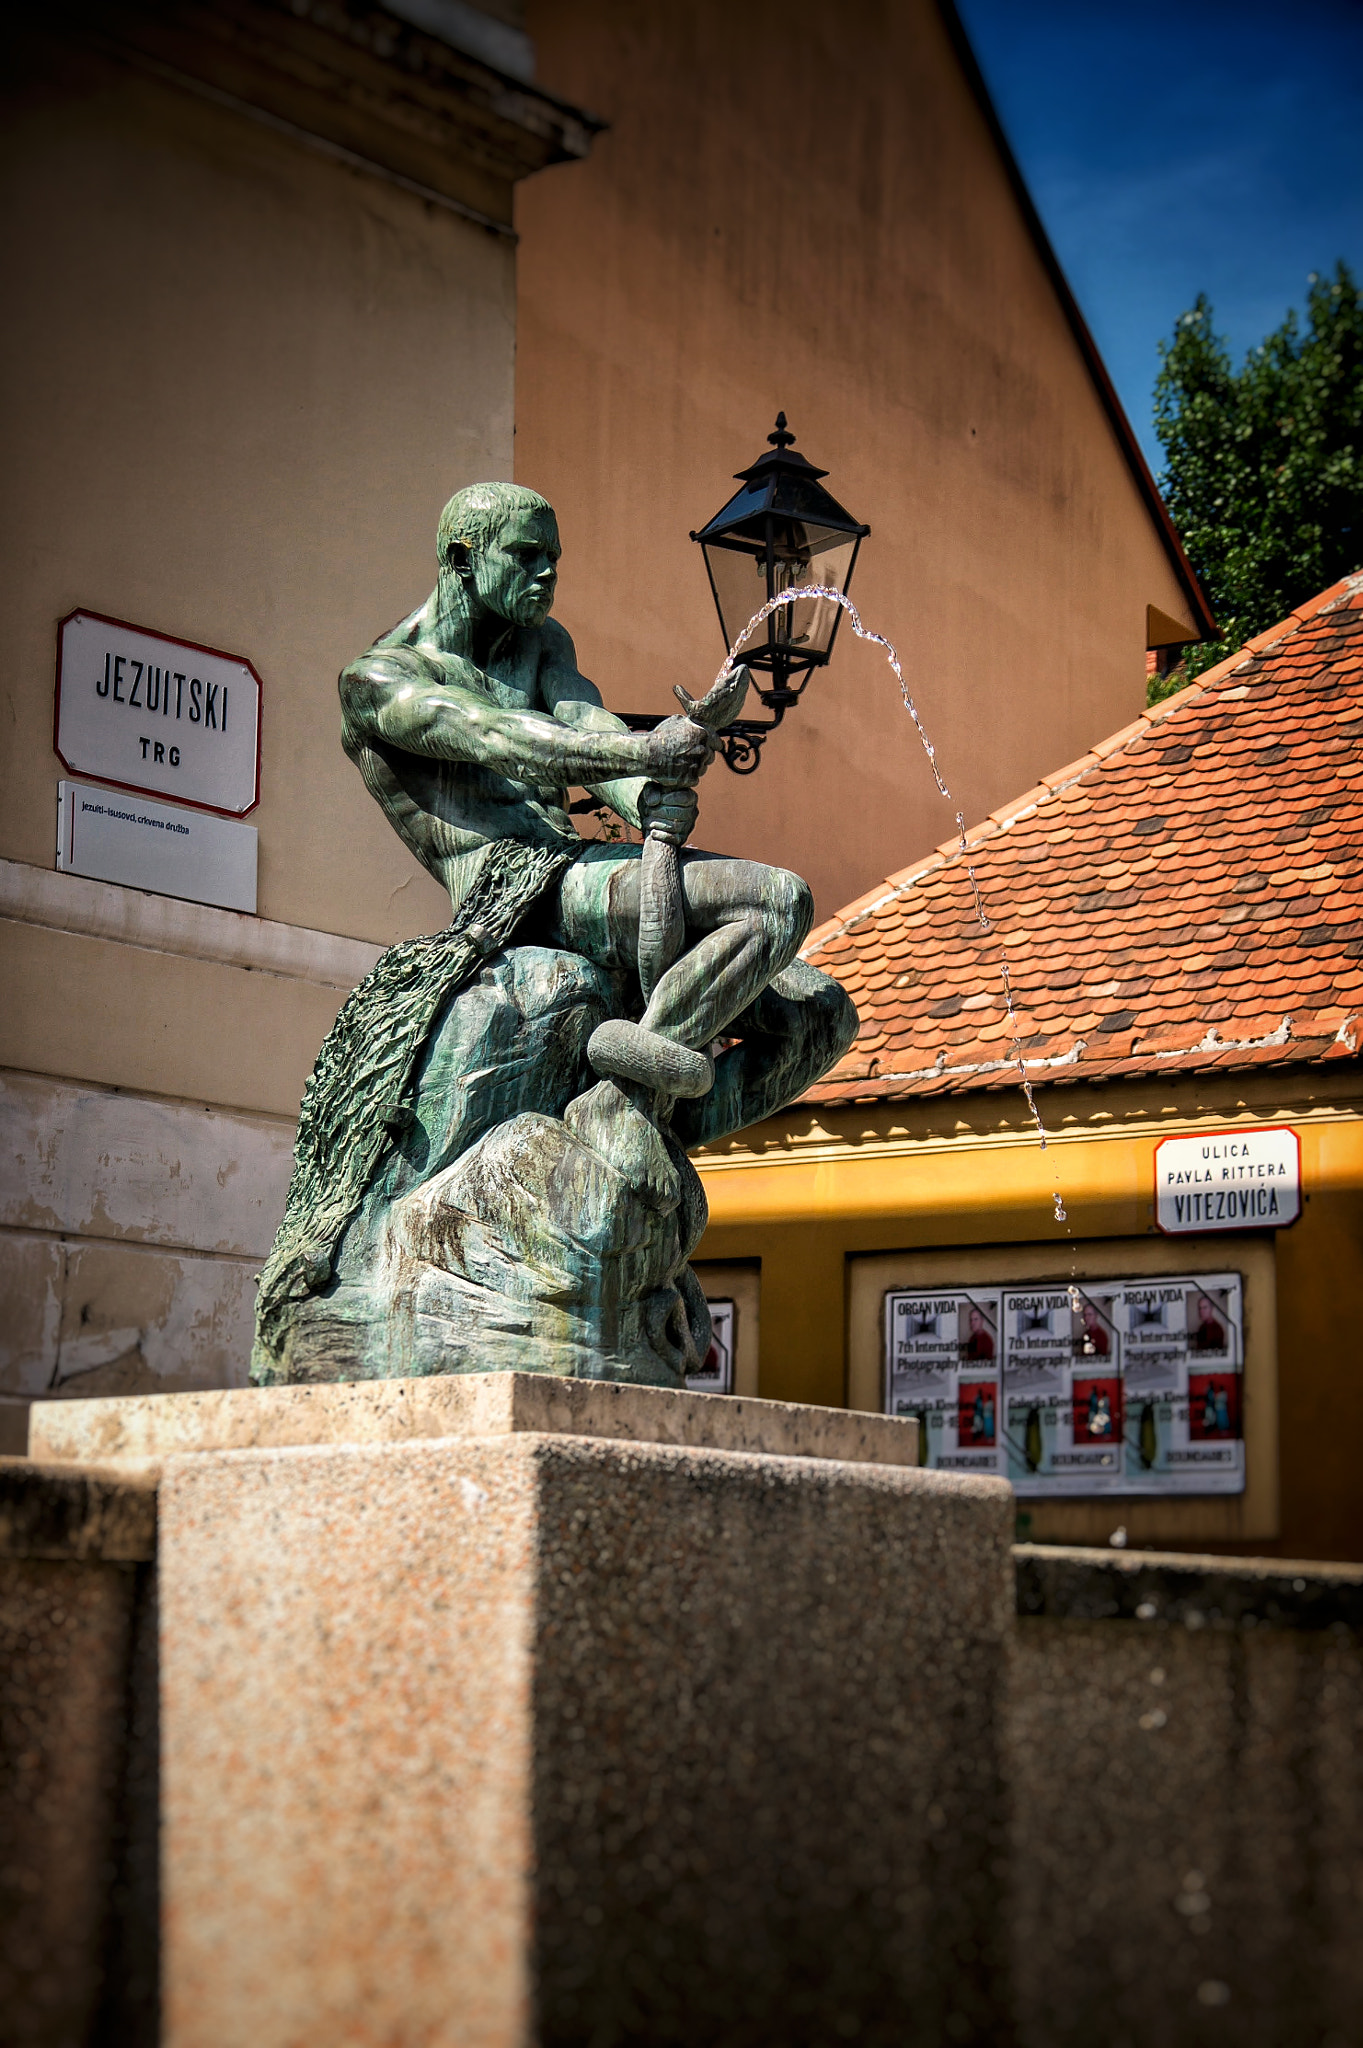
[694,1070,1363,1564]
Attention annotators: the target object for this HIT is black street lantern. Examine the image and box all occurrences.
[689,413,870,770]
[594,414,871,787]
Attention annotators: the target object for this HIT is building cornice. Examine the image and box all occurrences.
[61,0,602,232]
[0,859,381,992]
[694,1065,1363,1176]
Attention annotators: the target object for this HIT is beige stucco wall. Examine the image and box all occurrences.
[1,28,511,953]
[0,28,521,987]
[514,0,1200,919]
[0,24,523,1419]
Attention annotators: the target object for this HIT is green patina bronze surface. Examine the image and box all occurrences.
[251,483,856,1388]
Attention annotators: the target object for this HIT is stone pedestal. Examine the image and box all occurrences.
[35,1377,1013,2047]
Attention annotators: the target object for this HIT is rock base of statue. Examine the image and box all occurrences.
[256,946,712,1388]
[281,1097,712,1388]
[254,940,857,1391]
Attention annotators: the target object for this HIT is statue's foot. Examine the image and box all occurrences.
[587,1019,713,1099]
[565,1079,681,1212]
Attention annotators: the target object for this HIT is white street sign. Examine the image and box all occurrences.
[1154,1126,1301,1234]
[58,780,257,914]
[55,609,261,815]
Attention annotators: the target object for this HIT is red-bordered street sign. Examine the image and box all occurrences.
[54,608,262,818]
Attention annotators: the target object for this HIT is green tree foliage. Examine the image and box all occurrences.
[1150,261,1362,703]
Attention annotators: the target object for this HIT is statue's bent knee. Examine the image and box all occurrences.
[766,868,815,964]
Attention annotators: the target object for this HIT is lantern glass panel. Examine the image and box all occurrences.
[701,537,768,656]
[769,532,858,658]
[701,523,859,661]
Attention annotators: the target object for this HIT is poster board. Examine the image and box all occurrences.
[689,1264,761,1398]
[884,1271,1244,1496]
[884,1287,1001,1473]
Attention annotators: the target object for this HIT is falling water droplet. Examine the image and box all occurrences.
[719,585,1073,1230]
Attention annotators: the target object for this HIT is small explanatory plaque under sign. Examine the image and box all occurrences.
[58,781,257,915]
[55,609,261,816]
[1154,1127,1301,1234]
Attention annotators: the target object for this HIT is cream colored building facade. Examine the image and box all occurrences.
[0,0,591,1442]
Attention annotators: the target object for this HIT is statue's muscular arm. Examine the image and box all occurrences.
[340,639,652,790]
[538,620,651,829]
[340,627,709,809]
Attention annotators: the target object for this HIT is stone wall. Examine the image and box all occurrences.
[0,1064,300,1451]
[0,1463,159,2048]
[1009,1546,1363,2048]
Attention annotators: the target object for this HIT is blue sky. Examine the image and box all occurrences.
[955,0,1363,474]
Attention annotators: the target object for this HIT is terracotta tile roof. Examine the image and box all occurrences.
[803,572,1363,1104]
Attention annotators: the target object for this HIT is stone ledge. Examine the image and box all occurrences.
[0,856,380,991]
[29,1371,921,1472]
[1015,1541,1363,1633]
[73,0,602,233]
[0,1456,158,1561]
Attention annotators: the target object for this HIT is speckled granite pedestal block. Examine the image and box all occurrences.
[153,1404,1013,2048]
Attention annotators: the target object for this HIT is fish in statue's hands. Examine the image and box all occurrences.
[634,665,752,1004]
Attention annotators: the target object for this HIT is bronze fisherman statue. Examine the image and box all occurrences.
[252,483,856,1387]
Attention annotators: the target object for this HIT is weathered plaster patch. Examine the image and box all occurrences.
[0,1070,294,1254]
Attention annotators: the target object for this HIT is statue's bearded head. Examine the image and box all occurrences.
[437,482,560,629]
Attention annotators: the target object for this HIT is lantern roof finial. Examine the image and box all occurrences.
[768,412,796,450]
